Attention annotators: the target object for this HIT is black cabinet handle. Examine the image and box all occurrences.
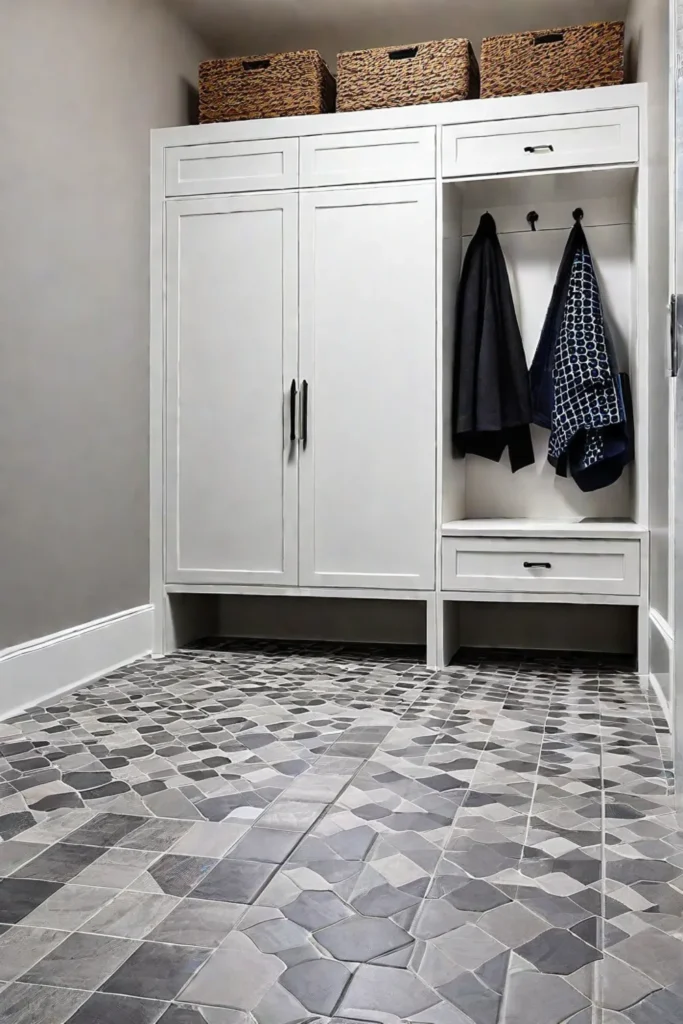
[289,380,297,442]
[301,380,309,449]
[524,561,552,569]
[524,144,554,154]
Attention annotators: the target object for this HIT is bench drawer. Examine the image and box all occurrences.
[441,537,640,596]
[442,108,639,178]
[300,127,435,187]
[165,138,299,196]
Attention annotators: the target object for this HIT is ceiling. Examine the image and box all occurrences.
[166,0,630,65]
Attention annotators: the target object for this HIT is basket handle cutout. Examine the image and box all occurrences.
[533,32,564,45]
[243,59,271,71]
[388,46,419,60]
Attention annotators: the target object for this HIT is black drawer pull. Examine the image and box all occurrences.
[524,144,554,154]
[289,379,297,443]
[524,561,552,569]
[389,46,419,60]
[534,32,564,45]
[243,59,270,71]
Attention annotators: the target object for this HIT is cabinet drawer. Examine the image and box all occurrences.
[442,108,639,178]
[441,538,640,596]
[300,127,435,187]
[165,139,299,196]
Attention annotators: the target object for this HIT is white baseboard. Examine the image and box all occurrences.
[0,605,154,721]
[648,607,674,729]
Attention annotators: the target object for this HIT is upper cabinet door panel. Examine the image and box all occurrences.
[300,127,435,187]
[166,138,299,196]
[165,193,299,585]
[442,108,639,178]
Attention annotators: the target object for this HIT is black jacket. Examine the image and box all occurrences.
[452,213,534,473]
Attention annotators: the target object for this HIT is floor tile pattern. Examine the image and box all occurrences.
[0,640,678,1024]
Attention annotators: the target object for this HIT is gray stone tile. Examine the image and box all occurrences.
[148,899,244,947]
[257,800,327,831]
[191,860,275,904]
[62,814,146,848]
[315,915,412,962]
[21,932,139,989]
[0,878,63,924]
[626,988,683,1024]
[21,884,119,931]
[71,847,160,889]
[227,828,302,865]
[12,843,104,882]
[502,970,591,1024]
[326,824,376,861]
[516,928,600,975]
[158,1008,248,1024]
[0,926,68,982]
[0,983,89,1024]
[479,901,548,946]
[78,891,179,938]
[131,855,218,897]
[117,820,194,853]
[63,992,168,1024]
[598,955,660,1012]
[280,958,351,1015]
[101,941,211,1000]
[0,842,47,876]
[170,823,249,859]
[244,916,311,954]
[281,890,354,929]
[609,931,683,986]
[338,963,440,1017]
[178,932,284,1010]
[438,971,502,1024]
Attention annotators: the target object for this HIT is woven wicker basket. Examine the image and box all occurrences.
[337,38,479,113]
[480,22,625,99]
[199,50,336,123]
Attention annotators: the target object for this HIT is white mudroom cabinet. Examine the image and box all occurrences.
[151,71,666,682]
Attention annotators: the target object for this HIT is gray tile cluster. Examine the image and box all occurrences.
[0,639,679,1023]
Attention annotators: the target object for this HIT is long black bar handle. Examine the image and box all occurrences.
[289,380,297,443]
[301,380,309,450]
[524,144,554,154]
[524,561,552,569]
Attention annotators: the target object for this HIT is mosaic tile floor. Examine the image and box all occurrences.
[0,640,678,1024]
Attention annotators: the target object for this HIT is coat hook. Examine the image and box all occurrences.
[527,211,539,232]
[573,207,584,223]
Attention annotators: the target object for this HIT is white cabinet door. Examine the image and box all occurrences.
[298,183,437,590]
[166,193,299,585]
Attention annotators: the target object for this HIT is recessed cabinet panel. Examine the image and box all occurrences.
[166,139,299,196]
[442,108,639,178]
[300,128,435,187]
[165,193,299,584]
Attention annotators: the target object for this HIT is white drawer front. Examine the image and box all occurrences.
[300,127,435,187]
[165,139,299,196]
[442,538,641,596]
[442,108,639,179]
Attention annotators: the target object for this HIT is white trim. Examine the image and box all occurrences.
[0,606,153,721]
[649,672,673,729]
[648,607,674,726]
[650,606,674,645]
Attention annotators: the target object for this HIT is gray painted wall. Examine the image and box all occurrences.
[0,0,210,649]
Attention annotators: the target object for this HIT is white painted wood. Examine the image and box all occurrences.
[441,590,641,606]
[150,134,168,656]
[298,182,436,590]
[300,127,435,187]
[165,192,299,585]
[0,606,153,721]
[166,584,433,599]
[442,537,641,596]
[165,138,299,196]
[442,108,640,179]
[151,85,646,149]
[442,519,647,539]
